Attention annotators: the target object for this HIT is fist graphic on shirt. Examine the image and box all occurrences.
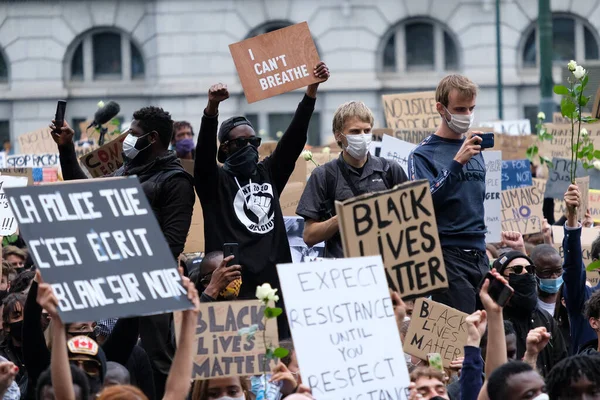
[247,195,272,223]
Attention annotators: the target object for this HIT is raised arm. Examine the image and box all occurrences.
[50,120,88,181]
[194,84,228,200]
[480,270,508,377]
[22,279,50,390]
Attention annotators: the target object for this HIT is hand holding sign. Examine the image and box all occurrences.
[306,61,330,98]
[565,184,580,226]
[49,120,75,147]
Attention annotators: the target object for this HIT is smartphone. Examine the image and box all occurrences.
[479,271,514,307]
[427,353,444,372]
[478,133,495,149]
[54,100,67,134]
[223,243,239,267]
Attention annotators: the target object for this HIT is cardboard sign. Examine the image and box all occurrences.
[501,186,544,234]
[492,134,535,160]
[0,168,34,185]
[0,176,28,235]
[372,129,393,142]
[552,112,591,124]
[277,256,410,398]
[539,123,600,160]
[479,119,531,135]
[380,135,416,174]
[501,159,532,190]
[382,91,441,130]
[335,180,448,299]
[6,154,59,168]
[6,178,193,323]
[590,189,600,223]
[229,22,322,103]
[545,158,587,199]
[577,176,590,221]
[483,151,502,243]
[552,226,600,285]
[79,133,127,178]
[181,300,278,380]
[79,120,121,144]
[392,128,436,144]
[403,298,468,368]
[17,127,56,155]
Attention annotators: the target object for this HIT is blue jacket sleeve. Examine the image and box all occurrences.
[460,346,483,400]
[407,150,464,202]
[562,224,591,317]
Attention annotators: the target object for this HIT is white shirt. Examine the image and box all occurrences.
[538,298,555,316]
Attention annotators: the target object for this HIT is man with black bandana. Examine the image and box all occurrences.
[493,251,567,376]
[194,62,329,338]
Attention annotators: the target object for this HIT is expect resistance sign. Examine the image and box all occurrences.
[5,177,193,323]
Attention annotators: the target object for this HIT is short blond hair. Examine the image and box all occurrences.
[332,101,374,134]
[435,74,478,107]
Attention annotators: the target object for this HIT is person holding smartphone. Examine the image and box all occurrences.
[407,74,490,315]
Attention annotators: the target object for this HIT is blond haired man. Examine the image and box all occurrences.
[297,101,408,257]
[408,74,488,313]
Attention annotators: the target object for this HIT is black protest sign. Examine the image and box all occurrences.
[177,300,279,380]
[5,177,193,323]
[403,298,468,368]
[335,180,448,299]
[545,158,587,199]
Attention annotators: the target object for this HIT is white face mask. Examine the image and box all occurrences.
[342,133,371,160]
[123,132,152,159]
[443,106,474,134]
[532,394,549,400]
[215,397,245,400]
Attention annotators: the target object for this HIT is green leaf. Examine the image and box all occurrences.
[273,347,289,359]
[526,146,535,160]
[588,152,593,161]
[580,96,591,107]
[554,85,570,95]
[586,260,600,272]
[110,118,120,126]
[264,307,283,319]
[583,74,589,88]
[561,98,576,117]
[583,117,599,123]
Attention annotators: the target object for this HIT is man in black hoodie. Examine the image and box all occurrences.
[493,251,567,376]
[51,107,195,397]
[194,62,329,338]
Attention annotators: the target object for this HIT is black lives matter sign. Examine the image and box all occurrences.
[335,180,448,299]
[5,177,192,323]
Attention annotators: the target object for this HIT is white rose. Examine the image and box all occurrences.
[258,129,267,136]
[581,128,589,137]
[256,283,279,302]
[594,160,600,171]
[97,100,105,108]
[322,146,331,155]
[302,150,313,161]
[276,131,283,138]
[568,60,577,72]
[573,65,586,80]
[537,112,546,120]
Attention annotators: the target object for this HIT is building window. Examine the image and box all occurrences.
[0,50,7,83]
[66,29,145,82]
[267,113,321,146]
[381,19,459,73]
[0,121,9,145]
[521,14,599,68]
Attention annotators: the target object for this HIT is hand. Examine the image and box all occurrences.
[296,385,314,399]
[204,256,242,299]
[466,310,488,347]
[501,231,525,253]
[480,269,509,314]
[449,357,464,373]
[0,361,18,396]
[390,290,406,327]
[36,272,59,320]
[542,218,553,244]
[565,184,580,222]
[453,132,482,165]
[270,362,298,396]
[181,275,200,314]
[306,61,330,98]
[408,382,421,400]
[49,120,75,146]
[583,209,594,228]
[206,83,229,115]
[525,327,551,358]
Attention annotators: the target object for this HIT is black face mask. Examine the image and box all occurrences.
[223,145,259,179]
[508,273,538,314]
[88,375,103,396]
[9,320,23,343]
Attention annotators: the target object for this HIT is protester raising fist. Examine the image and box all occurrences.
[501,231,526,254]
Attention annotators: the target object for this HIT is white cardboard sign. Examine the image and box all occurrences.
[277,256,410,399]
[479,119,532,135]
[0,175,29,235]
[483,151,502,243]
[380,134,417,175]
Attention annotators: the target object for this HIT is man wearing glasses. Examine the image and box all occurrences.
[493,251,567,376]
[194,62,329,338]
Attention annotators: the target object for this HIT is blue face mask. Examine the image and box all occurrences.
[538,276,564,294]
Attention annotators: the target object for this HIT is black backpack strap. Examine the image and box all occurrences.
[318,161,339,220]
[378,157,394,189]
[336,158,361,197]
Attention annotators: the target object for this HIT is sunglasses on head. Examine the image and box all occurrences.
[70,359,101,377]
[223,136,261,150]
[505,264,535,275]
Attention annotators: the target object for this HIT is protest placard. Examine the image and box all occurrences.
[380,135,416,174]
[577,176,590,221]
[0,176,28,235]
[79,120,121,144]
[552,226,600,285]
[492,134,535,160]
[545,158,587,199]
[79,132,127,178]
[392,128,436,144]
[501,159,532,190]
[229,22,323,103]
[590,189,600,223]
[5,178,193,323]
[403,298,468,368]
[539,123,600,160]
[371,128,393,142]
[6,154,60,168]
[553,112,591,124]
[479,119,531,135]
[501,185,544,235]
[17,127,56,155]
[176,300,278,380]
[484,151,502,243]
[382,91,440,130]
[335,180,448,298]
[0,168,34,185]
[277,255,409,399]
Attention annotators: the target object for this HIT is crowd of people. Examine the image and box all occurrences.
[0,59,595,400]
